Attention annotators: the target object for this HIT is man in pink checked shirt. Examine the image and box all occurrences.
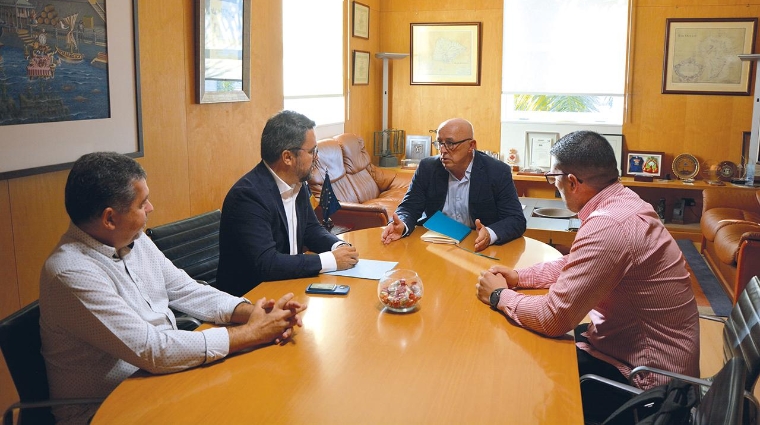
[475,131,699,423]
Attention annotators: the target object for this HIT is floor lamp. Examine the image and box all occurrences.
[374,52,408,167]
[739,54,760,184]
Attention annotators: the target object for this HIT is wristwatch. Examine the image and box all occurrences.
[489,288,505,310]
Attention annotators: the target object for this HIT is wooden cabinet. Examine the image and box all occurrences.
[513,173,757,241]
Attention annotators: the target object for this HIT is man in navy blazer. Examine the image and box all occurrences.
[381,118,526,252]
[217,111,359,296]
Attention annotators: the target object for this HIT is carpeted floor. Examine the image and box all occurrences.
[677,239,732,317]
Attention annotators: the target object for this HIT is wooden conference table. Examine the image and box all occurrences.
[92,227,583,424]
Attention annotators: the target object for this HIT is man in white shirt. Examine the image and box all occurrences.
[40,152,306,425]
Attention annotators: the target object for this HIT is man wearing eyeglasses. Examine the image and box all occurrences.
[475,131,698,422]
[217,110,359,297]
[381,118,526,251]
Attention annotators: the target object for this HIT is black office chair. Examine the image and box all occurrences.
[582,356,746,425]
[0,301,103,425]
[145,210,222,331]
[628,275,760,422]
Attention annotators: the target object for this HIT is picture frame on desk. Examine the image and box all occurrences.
[624,151,664,178]
[524,132,559,172]
[662,18,757,95]
[602,134,624,176]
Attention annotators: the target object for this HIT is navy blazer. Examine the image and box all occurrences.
[396,151,526,244]
[216,161,340,296]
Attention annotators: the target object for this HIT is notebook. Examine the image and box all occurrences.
[421,211,471,244]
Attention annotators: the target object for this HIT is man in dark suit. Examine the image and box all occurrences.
[381,118,526,252]
[217,110,359,296]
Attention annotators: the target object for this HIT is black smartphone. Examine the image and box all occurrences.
[305,283,350,295]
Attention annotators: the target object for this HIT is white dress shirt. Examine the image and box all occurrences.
[39,223,248,424]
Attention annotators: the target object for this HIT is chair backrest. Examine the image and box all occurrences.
[146,210,221,286]
[0,301,56,424]
[724,275,760,392]
[692,356,746,425]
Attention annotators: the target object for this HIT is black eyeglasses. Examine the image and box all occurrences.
[433,138,472,151]
[291,146,318,156]
[544,172,583,185]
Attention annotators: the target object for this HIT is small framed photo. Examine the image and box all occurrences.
[624,151,664,177]
[662,18,757,95]
[405,135,432,163]
[352,1,369,39]
[524,132,559,171]
[352,50,370,85]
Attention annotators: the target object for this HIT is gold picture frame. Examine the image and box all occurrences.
[352,1,369,39]
[411,22,482,86]
[352,50,370,85]
[662,18,757,95]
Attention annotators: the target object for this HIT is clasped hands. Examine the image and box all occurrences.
[475,265,519,304]
[380,212,492,252]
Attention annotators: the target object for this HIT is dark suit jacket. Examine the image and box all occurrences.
[216,161,340,296]
[396,151,526,244]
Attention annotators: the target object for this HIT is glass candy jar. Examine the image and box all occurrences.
[378,269,423,313]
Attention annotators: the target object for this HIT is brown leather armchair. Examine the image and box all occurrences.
[308,133,412,231]
[700,188,760,303]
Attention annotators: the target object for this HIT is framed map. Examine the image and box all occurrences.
[411,22,481,85]
[662,18,757,95]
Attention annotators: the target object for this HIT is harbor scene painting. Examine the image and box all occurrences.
[0,0,110,126]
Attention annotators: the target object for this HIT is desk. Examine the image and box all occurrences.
[92,228,582,424]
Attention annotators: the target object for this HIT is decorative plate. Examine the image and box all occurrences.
[718,161,738,181]
[533,207,576,219]
[672,154,699,181]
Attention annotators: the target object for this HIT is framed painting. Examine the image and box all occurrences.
[352,50,370,85]
[411,22,482,85]
[0,0,143,180]
[624,151,664,177]
[196,0,250,103]
[352,1,369,39]
[662,18,757,95]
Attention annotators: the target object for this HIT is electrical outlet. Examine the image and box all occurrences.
[684,198,696,206]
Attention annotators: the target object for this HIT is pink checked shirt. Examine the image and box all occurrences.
[497,183,699,389]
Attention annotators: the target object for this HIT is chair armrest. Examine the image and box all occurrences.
[580,374,643,395]
[699,314,728,323]
[369,166,413,192]
[629,366,712,387]
[3,398,105,425]
[176,316,202,331]
[316,203,390,230]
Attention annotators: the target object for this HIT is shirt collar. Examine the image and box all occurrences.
[577,182,625,220]
[66,222,137,259]
[264,162,299,197]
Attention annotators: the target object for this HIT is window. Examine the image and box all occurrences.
[283,0,344,128]
[502,0,629,125]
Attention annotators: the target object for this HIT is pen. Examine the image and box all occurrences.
[455,244,500,261]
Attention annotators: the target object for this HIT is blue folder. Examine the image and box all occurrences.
[422,211,471,243]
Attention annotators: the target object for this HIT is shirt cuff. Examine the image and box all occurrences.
[319,251,337,272]
[485,226,497,245]
[202,326,230,363]
[498,289,525,326]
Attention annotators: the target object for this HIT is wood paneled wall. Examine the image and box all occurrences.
[2,0,758,412]
[381,0,504,152]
